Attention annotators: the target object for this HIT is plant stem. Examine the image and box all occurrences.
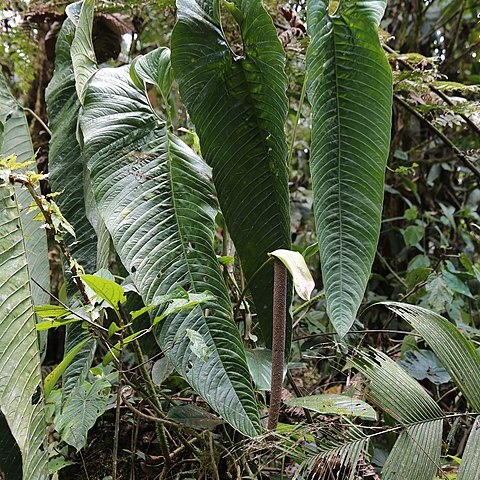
[287,74,307,172]
[115,303,171,470]
[267,259,287,431]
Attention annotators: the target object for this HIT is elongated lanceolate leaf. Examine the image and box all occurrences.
[0,73,50,348]
[306,0,393,336]
[172,0,291,347]
[0,183,48,479]
[45,17,98,399]
[383,302,480,411]
[382,420,442,480]
[46,17,98,273]
[458,417,480,480]
[351,349,443,479]
[67,0,97,104]
[79,65,260,436]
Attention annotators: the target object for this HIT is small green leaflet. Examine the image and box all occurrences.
[286,394,377,421]
[44,337,91,397]
[35,305,70,318]
[81,274,126,311]
[186,329,212,362]
[152,291,215,326]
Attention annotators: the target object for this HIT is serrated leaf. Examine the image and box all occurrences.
[286,394,377,421]
[269,249,315,301]
[79,65,260,436]
[306,0,392,337]
[172,0,292,347]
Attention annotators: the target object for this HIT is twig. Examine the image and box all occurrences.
[23,107,52,136]
[394,94,480,181]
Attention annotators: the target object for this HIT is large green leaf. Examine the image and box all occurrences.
[382,302,480,411]
[79,64,260,436]
[306,0,393,336]
[381,419,442,480]
[171,0,291,346]
[458,417,480,480]
[45,16,98,273]
[351,349,443,479]
[0,73,50,349]
[45,16,98,398]
[0,179,48,479]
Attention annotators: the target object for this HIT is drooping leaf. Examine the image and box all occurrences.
[269,249,315,301]
[0,72,50,358]
[130,47,173,100]
[55,376,111,451]
[351,349,443,424]
[44,337,91,397]
[0,181,48,479]
[45,11,100,402]
[166,405,224,430]
[382,302,480,411]
[306,0,393,337]
[67,0,97,104]
[457,417,480,480]
[286,394,377,421]
[171,0,292,347]
[81,274,126,311]
[382,420,443,480]
[79,64,260,436]
[351,349,444,479]
[45,17,98,274]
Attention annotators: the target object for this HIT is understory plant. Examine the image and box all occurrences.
[1,0,480,478]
